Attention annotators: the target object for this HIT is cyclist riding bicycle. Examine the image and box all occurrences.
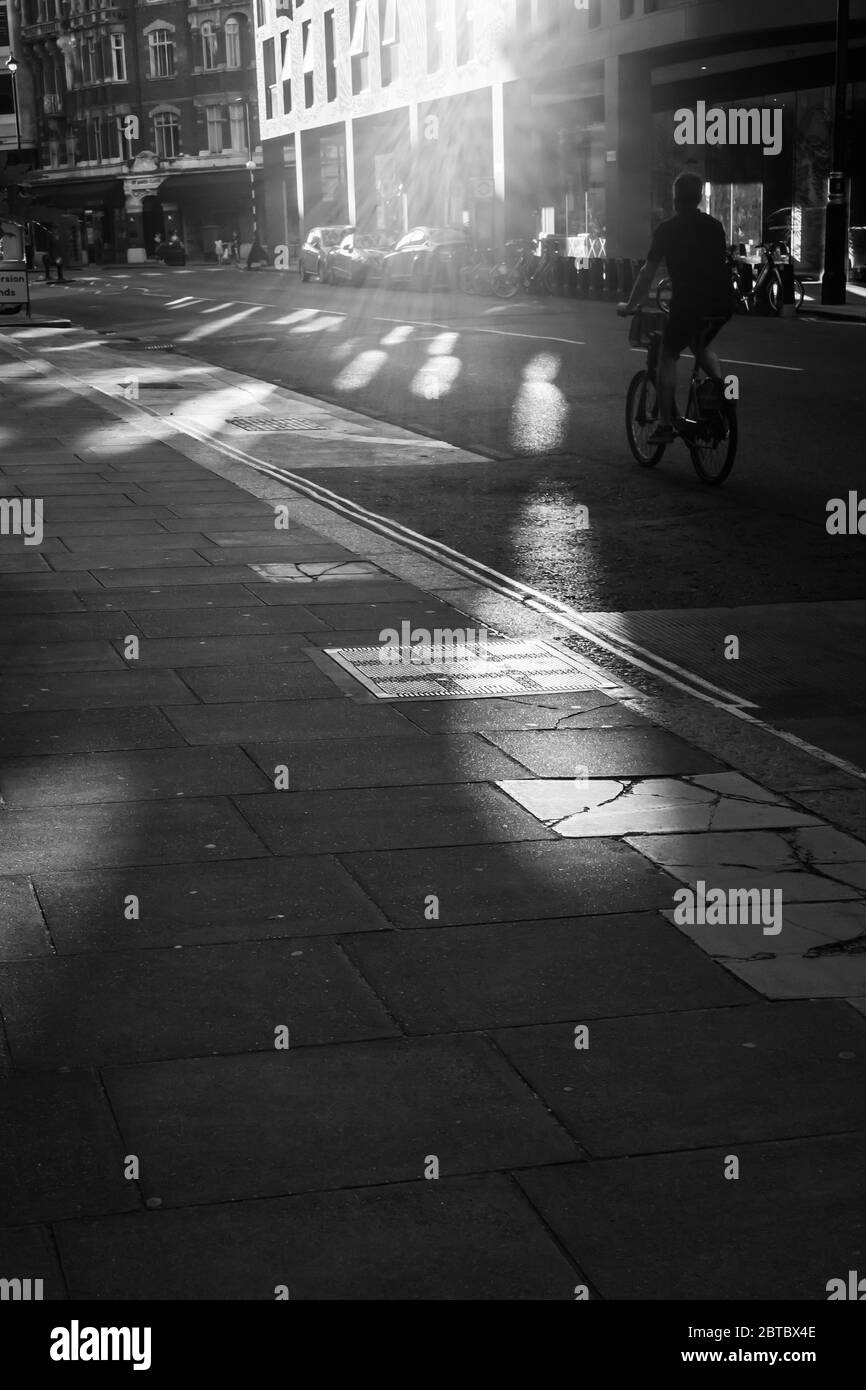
[617,172,733,445]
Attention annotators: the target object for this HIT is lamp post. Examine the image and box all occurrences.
[5,56,22,154]
[234,98,258,239]
[821,0,849,306]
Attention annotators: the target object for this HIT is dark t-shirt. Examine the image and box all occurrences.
[648,210,732,316]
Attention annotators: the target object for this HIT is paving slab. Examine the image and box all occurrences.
[494,1002,866,1157]
[344,839,675,927]
[127,606,329,637]
[499,772,820,837]
[0,940,398,1069]
[485,728,725,778]
[179,662,339,703]
[110,635,308,667]
[0,706,184,756]
[0,641,125,671]
[165,697,417,745]
[516,1131,866,1300]
[344,913,751,1034]
[48,548,212,571]
[240,784,556,856]
[0,797,268,873]
[0,877,52,959]
[80,585,268,611]
[0,613,144,641]
[36,855,387,952]
[0,1225,67,1299]
[394,694,628,733]
[103,1035,578,1206]
[244,734,531,790]
[0,746,271,807]
[55,1175,578,1301]
[246,581,430,607]
[0,669,197,713]
[0,1073,138,1224]
[297,602,476,631]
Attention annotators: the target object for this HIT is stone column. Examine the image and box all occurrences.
[603,49,654,260]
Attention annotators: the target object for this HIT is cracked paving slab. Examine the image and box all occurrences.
[248,561,387,583]
[496,772,820,838]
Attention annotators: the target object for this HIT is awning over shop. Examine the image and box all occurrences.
[18,176,124,210]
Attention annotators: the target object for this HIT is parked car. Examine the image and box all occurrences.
[157,235,187,267]
[298,226,353,282]
[382,226,470,291]
[324,231,393,287]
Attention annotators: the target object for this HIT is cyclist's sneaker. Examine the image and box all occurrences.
[648,423,678,444]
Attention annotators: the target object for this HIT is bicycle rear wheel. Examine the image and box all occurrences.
[625,370,666,467]
[492,267,520,299]
[687,403,738,486]
[459,265,475,295]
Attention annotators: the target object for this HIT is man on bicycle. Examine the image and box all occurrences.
[617,172,733,445]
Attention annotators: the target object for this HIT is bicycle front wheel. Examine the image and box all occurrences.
[688,405,738,486]
[492,267,520,299]
[655,278,673,315]
[626,370,666,467]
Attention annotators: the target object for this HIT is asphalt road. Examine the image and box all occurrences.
[14,265,866,765]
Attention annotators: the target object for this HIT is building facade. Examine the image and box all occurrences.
[254,0,866,272]
[5,0,262,264]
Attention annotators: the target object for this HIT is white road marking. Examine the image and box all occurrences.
[629,348,803,372]
[178,306,264,342]
[200,302,237,314]
[165,297,199,307]
[372,314,584,346]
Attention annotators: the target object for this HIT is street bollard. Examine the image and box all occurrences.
[588,257,605,298]
[604,257,620,300]
[779,260,797,317]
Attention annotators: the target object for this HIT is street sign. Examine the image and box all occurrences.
[0,267,29,306]
[1,219,26,262]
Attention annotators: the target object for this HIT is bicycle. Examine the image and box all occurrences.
[655,243,805,317]
[491,237,556,299]
[623,306,738,487]
[459,245,496,296]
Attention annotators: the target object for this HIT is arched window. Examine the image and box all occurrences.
[148,27,175,78]
[201,21,218,71]
[224,17,241,70]
[153,110,180,158]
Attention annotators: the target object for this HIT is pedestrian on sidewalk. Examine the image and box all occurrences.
[41,227,65,282]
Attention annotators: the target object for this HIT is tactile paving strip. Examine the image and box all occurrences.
[323,638,618,701]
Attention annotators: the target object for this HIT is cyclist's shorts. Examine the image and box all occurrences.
[663,309,731,358]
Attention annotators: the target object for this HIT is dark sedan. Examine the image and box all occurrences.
[324,232,392,287]
[382,226,470,291]
[298,225,354,282]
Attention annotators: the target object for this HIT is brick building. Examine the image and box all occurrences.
[6,0,262,264]
[254,0,866,273]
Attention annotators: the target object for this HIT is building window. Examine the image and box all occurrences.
[620,0,635,16]
[110,33,126,82]
[81,35,98,84]
[302,20,314,108]
[456,4,474,66]
[263,35,276,119]
[425,0,443,75]
[225,17,241,69]
[206,106,224,153]
[89,116,103,162]
[229,103,246,152]
[148,29,175,79]
[379,0,399,85]
[108,115,125,159]
[324,9,336,103]
[201,21,218,71]
[350,0,368,95]
[280,29,292,113]
[255,0,264,27]
[153,110,180,157]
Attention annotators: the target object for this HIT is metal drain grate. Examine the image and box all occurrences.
[227,416,326,433]
[323,638,617,701]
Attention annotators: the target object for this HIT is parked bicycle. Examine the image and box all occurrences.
[459,245,497,296]
[624,306,738,486]
[656,242,804,317]
[491,237,559,299]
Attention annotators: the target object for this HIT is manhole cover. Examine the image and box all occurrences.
[323,638,617,701]
[227,416,325,433]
